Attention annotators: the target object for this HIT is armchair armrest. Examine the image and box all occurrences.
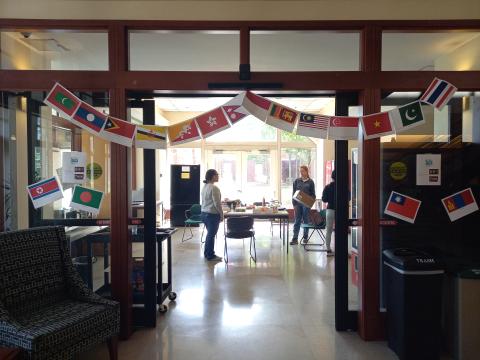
[0,302,31,347]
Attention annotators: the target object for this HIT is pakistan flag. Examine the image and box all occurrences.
[389,101,425,133]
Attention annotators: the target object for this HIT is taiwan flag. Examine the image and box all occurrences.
[72,102,107,134]
[327,116,359,140]
[70,185,104,215]
[242,91,271,121]
[100,116,137,147]
[195,107,231,138]
[27,176,64,209]
[361,112,394,139]
[44,83,81,117]
[441,188,479,222]
[384,191,421,224]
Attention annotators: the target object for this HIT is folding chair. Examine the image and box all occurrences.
[224,216,256,263]
[182,204,205,242]
[301,209,327,252]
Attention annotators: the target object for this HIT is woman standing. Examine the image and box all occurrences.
[291,165,316,245]
[201,169,224,261]
[321,170,336,256]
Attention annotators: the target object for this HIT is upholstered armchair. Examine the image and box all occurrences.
[0,226,119,360]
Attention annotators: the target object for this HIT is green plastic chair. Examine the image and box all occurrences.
[301,209,327,252]
[182,204,205,242]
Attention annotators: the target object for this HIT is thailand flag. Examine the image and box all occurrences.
[441,188,479,222]
[420,78,457,111]
[384,191,421,224]
[27,176,64,209]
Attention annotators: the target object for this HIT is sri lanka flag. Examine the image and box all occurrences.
[266,103,298,132]
[44,83,81,117]
[72,102,107,134]
[27,176,64,209]
[384,191,421,224]
[420,78,457,111]
[441,188,478,221]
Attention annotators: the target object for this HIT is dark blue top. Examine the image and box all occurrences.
[292,178,316,206]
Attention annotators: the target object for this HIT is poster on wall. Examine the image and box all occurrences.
[62,151,87,184]
[416,154,441,186]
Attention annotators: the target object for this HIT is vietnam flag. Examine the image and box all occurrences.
[242,91,271,121]
[195,107,231,138]
[327,116,359,140]
[168,119,201,145]
[44,83,81,117]
[100,116,137,147]
[361,112,394,140]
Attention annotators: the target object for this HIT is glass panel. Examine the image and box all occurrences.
[251,30,360,71]
[382,31,480,71]
[280,148,316,206]
[129,30,239,71]
[379,91,480,309]
[0,30,108,70]
[207,115,277,142]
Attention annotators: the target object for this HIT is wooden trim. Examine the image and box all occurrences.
[240,27,250,65]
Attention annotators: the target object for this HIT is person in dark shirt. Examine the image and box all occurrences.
[291,165,316,245]
[321,170,336,256]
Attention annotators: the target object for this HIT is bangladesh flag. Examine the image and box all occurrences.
[70,185,104,215]
[389,101,425,133]
[44,83,81,116]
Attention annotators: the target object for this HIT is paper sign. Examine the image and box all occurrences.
[62,152,86,184]
[416,154,441,186]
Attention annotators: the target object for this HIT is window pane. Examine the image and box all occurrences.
[207,115,277,142]
[382,31,480,71]
[280,148,316,206]
[251,30,360,71]
[0,30,108,70]
[129,30,239,71]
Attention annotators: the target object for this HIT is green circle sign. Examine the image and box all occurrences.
[87,162,103,180]
[389,162,407,181]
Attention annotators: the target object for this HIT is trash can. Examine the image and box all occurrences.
[383,248,444,360]
[72,256,90,286]
[444,268,480,360]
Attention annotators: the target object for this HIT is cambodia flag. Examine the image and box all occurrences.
[442,188,478,221]
[72,102,107,133]
[420,78,457,111]
[384,191,421,224]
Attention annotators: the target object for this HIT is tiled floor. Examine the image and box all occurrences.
[83,223,397,360]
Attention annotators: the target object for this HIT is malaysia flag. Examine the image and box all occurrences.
[297,113,329,139]
[27,176,64,209]
[195,107,231,138]
[72,102,107,134]
[384,191,421,224]
[327,116,359,140]
[420,78,457,111]
[441,188,479,221]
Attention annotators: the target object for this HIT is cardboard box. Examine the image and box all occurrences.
[293,190,316,208]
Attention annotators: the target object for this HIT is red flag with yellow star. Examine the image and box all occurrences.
[360,112,394,139]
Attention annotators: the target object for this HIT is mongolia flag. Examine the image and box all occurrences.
[242,91,271,121]
[420,78,457,111]
[221,92,249,124]
[27,176,63,209]
[389,101,425,133]
[327,116,359,140]
[44,83,81,117]
[167,119,201,145]
[70,185,104,215]
[195,107,231,138]
[101,116,137,147]
[296,113,329,139]
[361,112,394,140]
[384,191,421,224]
[266,103,299,132]
[135,125,167,149]
[72,102,107,134]
[441,188,478,222]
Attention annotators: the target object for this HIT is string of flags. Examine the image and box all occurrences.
[44,77,457,148]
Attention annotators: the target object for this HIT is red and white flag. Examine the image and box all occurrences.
[361,112,395,140]
[221,92,249,125]
[265,102,299,132]
[420,78,457,111]
[296,113,329,139]
[242,91,271,121]
[327,116,359,140]
[195,107,231,138]
[384,191,422,224]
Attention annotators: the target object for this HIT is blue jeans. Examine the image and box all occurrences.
[201,212,220,259]
[293,204,310,240]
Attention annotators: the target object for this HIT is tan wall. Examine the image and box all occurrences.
[0,0,479,21]
[435,34,480,71]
